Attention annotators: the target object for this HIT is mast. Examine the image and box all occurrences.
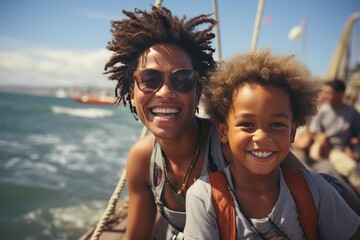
[213,0,222,61]
[250,0,265,51]
[326,12,360,81]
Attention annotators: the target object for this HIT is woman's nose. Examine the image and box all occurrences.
[156,76,175,98]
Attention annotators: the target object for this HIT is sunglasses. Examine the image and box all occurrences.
[133,68,199,93]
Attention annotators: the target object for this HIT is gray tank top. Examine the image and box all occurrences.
[149,120,228,233]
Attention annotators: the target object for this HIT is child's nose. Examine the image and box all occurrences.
[252,128,269,142]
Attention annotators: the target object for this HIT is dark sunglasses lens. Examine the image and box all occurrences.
[171,70,198,93]
[137,69,163,92]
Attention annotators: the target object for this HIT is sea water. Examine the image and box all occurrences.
[0,92,143,239]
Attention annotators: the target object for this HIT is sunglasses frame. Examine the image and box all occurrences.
[133,68,199,93]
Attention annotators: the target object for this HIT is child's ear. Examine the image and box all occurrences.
[290,123,298,143]
[216,121,229,143]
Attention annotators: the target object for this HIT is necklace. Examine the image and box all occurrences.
[161,121,203,205]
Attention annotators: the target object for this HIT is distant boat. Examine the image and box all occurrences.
[72,94,116,105]
[55,88,68,98]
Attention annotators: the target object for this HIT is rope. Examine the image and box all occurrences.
[90,170,127,240]
[90,126,148,240]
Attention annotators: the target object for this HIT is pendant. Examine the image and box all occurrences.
[172,191,185,204]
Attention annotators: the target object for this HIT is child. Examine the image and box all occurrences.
[183,49,360,239]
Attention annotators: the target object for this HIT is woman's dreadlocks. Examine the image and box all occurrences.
[104,6,217,113]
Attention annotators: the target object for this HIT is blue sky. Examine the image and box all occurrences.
[0,0,359,88]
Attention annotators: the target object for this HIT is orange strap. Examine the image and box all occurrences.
[208,170,236,240]
[282,168,319,240]
[209,168,319,240]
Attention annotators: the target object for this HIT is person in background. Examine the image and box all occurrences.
[309,79,360,195]
[184,49,360,239]
[289,123,313,168]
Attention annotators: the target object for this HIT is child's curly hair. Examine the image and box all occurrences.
[204,49,319,126]
[104,6,217,114]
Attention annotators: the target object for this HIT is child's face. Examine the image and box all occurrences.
[217,84,297,175]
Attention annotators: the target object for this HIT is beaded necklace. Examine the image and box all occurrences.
[161,121,203,204]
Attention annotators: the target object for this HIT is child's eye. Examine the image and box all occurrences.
[238,122,254,128]
[271,122,286,128]
[240,122,252,127]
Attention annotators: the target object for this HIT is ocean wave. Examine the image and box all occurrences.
[27,133,61,145]
[4,157,58,173]
[20,201,106,239]
[0,139,28,150]
[23,201,104,228]
[51,106,114,118]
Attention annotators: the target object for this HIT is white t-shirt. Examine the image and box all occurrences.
[184,167,360,240]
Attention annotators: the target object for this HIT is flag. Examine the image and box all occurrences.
[288,19,307,41]
[261,16,272,25]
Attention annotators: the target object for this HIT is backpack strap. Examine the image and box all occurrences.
[282,168,319,240]
[208,170,236,240]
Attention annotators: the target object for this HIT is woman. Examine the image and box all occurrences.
[104,6,359,239]
[105,7,223,239]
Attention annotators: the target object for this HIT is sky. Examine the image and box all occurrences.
[0,0,359,88]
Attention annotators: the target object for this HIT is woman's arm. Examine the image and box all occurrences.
[125,136,158,239]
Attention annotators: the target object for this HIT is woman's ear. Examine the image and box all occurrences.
[216,121,229,143]
[130,88,136,107]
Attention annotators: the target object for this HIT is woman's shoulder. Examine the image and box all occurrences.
[126,134,155,185]
[128,134,155,155]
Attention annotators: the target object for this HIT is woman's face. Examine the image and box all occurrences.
[131,43,199,138]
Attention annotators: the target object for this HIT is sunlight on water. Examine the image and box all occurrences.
[51,105,114,118]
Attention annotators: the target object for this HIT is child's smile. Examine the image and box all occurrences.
[219,83,297,175]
